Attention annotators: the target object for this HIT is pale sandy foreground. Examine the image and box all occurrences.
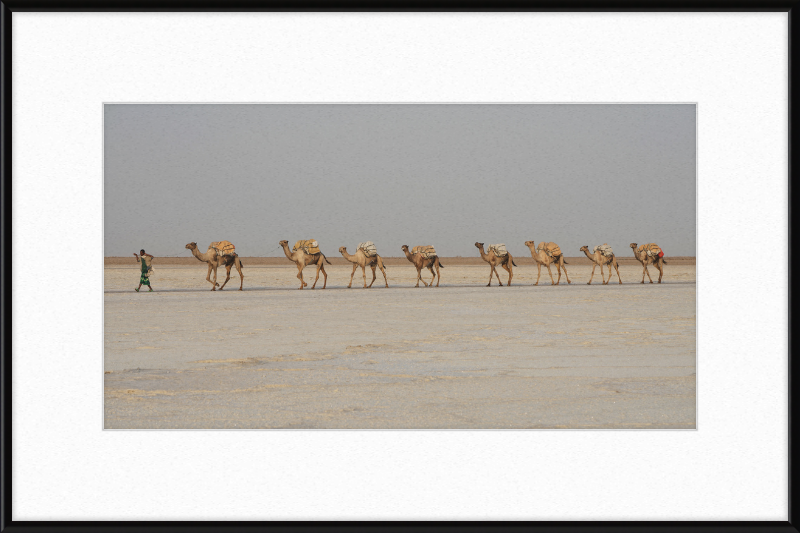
[104,264,696,429]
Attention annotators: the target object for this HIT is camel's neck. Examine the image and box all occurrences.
[477,246,488,260]
[528,244,546,263]
[341,250,356,263]
[582,249,596,262]
[190,247,208,262]
[403,249,415,262]
[281,245,294,260]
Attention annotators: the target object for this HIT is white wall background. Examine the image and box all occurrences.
[12,13,788,520]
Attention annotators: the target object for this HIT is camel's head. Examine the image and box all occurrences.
[401,245,409,252]
[630,243,638,249]
[580,246,589,252]
[524,240,535,248]
[185,242,197,250]
[279,240,289,247]
[475,242,484,249]
[338,246,347,254]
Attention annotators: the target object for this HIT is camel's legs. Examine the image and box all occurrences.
[493,265,504,286]
[535,263,542,286]
[487,265,497,286]
[377,262,388,288]
[311,261,323,289]
[211,264,221,291]
[368,265,377,288]
[547,264,557,285]
[600,263,607,285]
[205,264,213,288]
[656,262,663,283]
[296,263,307,289]
[348,263,357,288]
[502,261,512,286]
[561,259,572,284]
[236,259,244,290]
[587,263,597,285]
[218,264,232,290]
[320,264,328,289]
[434,264,440,287]
[426,265,435,287]
[415,266,427,287]
[614,262,623,284]
[641,263,653,284]
[361,264,368,288]
[206,264,218,290]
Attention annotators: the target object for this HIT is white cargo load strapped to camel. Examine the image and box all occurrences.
[293,239,320,254]
[358,241,378,257]
[593,243,614,257]
[412,245,437,258]
[488,244,508,257]
[537,242,562,258]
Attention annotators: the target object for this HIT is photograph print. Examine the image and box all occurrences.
[103,103,696,429]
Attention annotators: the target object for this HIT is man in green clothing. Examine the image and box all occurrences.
[133,249,154,292]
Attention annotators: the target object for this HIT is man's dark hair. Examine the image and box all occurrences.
[140,249,145,255]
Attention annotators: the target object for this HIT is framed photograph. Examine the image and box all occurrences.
[102,101,697,431]
[3,3,792,527]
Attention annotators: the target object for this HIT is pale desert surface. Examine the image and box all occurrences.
[104,261,696,429]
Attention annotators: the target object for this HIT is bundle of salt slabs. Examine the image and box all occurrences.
[537,242,562,257]
[209,241,236,257]
[488,244,508,257]
[593,243,614,257]
[412,245,437,258]
[638,243,662,258]
[142,254,154,277]
[358,241,378,257]
[293,239,320,254]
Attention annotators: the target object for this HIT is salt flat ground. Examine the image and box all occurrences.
[104,264,696,429]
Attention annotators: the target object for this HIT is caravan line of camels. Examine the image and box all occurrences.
[183,240,667,291]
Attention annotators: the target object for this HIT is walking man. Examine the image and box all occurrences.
[134,249,154,292]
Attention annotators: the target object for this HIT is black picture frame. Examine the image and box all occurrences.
[1,1,795,530]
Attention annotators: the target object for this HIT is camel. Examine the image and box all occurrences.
[339,246,389,288]
[523,241,572,285]
[185,242,244,291]
[401,245,445,287]
[475,243,517,286]
[630,243,667,284]
[279,240,331,289]
[580,245,622,285]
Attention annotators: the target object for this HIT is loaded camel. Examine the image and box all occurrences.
[401,245,444,287]
[185,242,244,291]
[279,240,331,289]
[580,245,622,285]
[475,243,517,286]
[524,241,572,285]
[630,243,666,284]
[339,246,389,288]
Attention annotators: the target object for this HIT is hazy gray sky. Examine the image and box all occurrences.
[104,104,695,257]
